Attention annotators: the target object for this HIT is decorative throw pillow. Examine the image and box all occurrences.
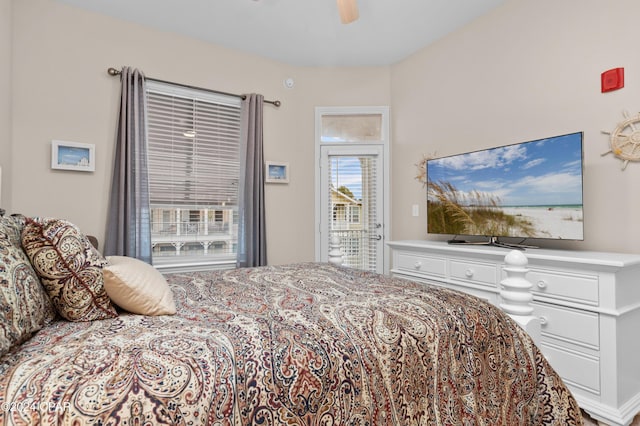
[103,256,176,315]
[21,217,117,322]
[0,215,56,357]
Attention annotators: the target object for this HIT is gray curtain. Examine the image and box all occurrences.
[104,67,152,263]
[237,94,267,267]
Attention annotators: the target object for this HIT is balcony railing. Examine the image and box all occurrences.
[151,220,238,258]
[330,228,376,272]
[151,221,232,237]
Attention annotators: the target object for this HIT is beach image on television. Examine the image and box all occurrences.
[426,132,584,241]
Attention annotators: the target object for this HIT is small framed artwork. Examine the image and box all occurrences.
[265,161,289,183]
[51,140,95,172]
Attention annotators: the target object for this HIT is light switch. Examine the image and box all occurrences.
[412,204,419,217]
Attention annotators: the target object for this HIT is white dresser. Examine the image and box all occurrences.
[387,240,640,426]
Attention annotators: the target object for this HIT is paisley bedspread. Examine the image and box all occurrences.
[0,262,582,425]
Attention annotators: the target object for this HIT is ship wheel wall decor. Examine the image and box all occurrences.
[602,110,640,170]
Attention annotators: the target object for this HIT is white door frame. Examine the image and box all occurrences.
[314,106,391,274]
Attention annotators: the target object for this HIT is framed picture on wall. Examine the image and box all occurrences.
[51,140,95,172]
[265,161,289,183]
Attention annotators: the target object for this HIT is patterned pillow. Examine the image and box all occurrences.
[21,217,117,322]
[0,215,57,357]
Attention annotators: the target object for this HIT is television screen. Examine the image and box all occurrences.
[426,132,584,244]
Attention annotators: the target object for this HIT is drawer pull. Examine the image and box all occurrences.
[465,269,474,278]
[536,280,548,289]
[539,316,548,326]
[414,261,422,269]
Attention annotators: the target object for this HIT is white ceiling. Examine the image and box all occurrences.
[54,0,506,67]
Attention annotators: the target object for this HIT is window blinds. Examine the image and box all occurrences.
[146,81,241,208]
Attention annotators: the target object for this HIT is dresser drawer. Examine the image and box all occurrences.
[529,269,599,305]
[450,259,497,288]
[395,252,446,278]
[533,302,599,349]
[539,342,600,395]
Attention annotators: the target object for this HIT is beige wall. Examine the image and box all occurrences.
[0,0,10,209]
[7,0,639,266]
[8,0,390,264]
[391,0,640,254]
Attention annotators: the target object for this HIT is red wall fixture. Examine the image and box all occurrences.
[601,68,624,92]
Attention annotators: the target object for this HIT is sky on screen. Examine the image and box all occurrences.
[427,132,584,207]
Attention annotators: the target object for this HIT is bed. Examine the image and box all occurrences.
[0,215,583,425]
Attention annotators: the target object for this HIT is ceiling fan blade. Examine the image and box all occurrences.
[337,0,359,24]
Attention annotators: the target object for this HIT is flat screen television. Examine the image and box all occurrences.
[426,131,584,249]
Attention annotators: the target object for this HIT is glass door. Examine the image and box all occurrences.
[320,146,383,272]
[315,106,389,274]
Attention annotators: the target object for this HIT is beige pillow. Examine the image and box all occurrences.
[103,256,176,315]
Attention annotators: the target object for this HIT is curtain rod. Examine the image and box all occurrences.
[107,67,281,107]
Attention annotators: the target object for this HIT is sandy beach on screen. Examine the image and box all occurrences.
[501,206,583,240]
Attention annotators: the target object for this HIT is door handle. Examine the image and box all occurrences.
[372,235,382,241]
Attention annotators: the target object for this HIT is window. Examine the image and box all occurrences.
[146,81,241,270]
[320,113,382,143]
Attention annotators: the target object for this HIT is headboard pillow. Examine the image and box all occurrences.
[103,255,176,315]
[0,215,56,357]
[21,217,117,322]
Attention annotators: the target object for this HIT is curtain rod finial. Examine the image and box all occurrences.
[107,67,121,76]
